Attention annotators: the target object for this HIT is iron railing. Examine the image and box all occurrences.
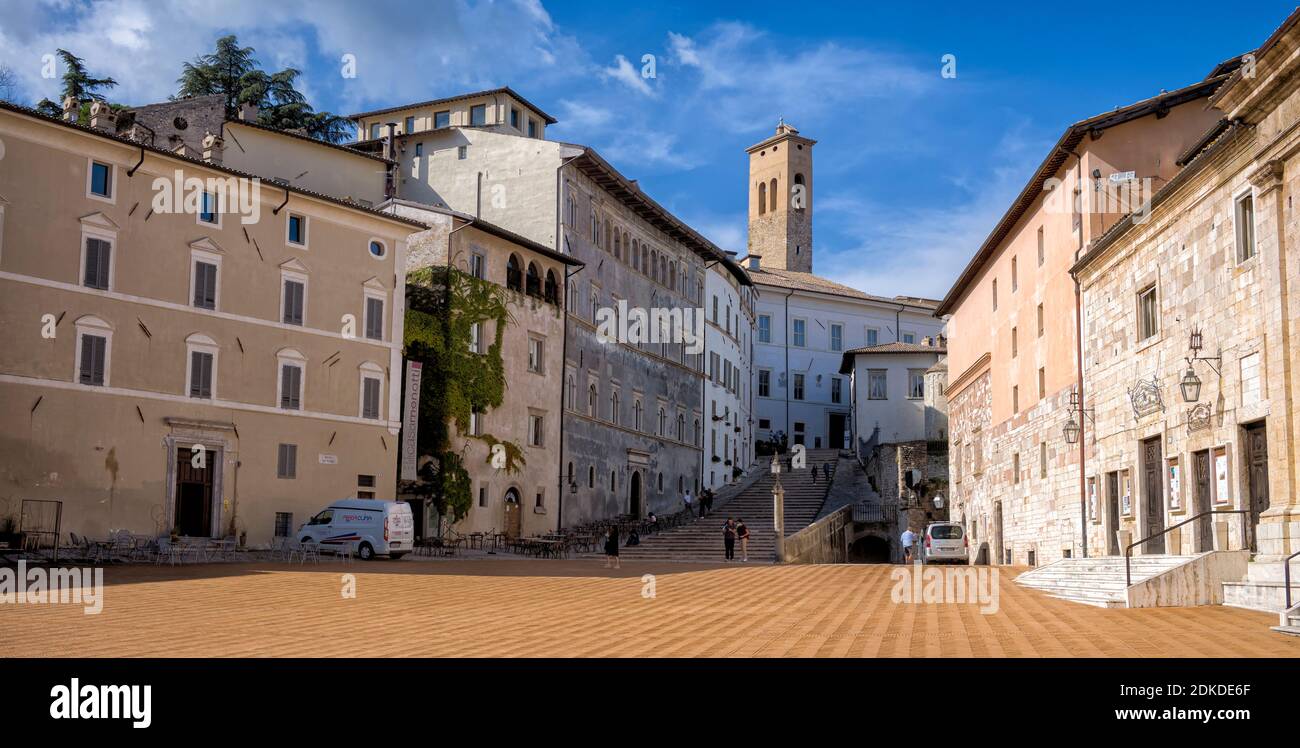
[1125,509,1250,587]
[852,501,898,524]
[1285,548,1299,610]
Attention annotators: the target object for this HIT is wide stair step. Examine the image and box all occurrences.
[1015,555,1197,607]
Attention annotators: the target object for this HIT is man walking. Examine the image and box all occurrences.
[735,517,750,562]
[900,526,918,564]
[822,461,832,483]
[723,518,737,561]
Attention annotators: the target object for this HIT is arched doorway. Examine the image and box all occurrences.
[629,471,642,518]
[848,535,890,564]
[503,488,521,539]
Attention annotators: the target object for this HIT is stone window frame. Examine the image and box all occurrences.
[1135,280,1160,346]
[1232,183,1258,265]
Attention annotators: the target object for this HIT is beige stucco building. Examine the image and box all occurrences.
[1073,12,1300,607]
[0,100,421,546]
[938,68,1231,566]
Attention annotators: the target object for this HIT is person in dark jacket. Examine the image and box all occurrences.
[735,518,750,562]
[723,518,737,561]
[603,526,620,569]
[822,461,832,482]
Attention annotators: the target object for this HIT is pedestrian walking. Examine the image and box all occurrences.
[822,461,832,482]
[604,526,620,569]
[811,466,818,484]
[900,526,917,564]
[723,517,737,561]
[735,518,750,562]
[682,490,693,517]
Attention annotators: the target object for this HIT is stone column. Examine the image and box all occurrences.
[1249,158,1300,561]
[773,480,785,562]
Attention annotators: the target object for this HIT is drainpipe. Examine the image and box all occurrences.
[781,288,794,446]
[554,154,581,531]
[1061,145,1089,559]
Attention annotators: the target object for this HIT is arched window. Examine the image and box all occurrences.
[566,375,575,409]
[793,173,806,211]
[650,251,658,283]
[506,254,522,292]
[588,384,597,416]
[676,413,684,441]
[614,231,621,259]
[769,178,778,211]
[525,262,541,296]
[659,257,667,287]
[657,472,664,492]
[610,391,619,424]
[590,211,598,245]
[544,269,558,304]
[694,419,701,446]
[634,400,643,430]
[668,261,677,291]
[639,243,647,275]
[589,465,595,488]
[610,471,617,491]
[758,181,767,215]
[606,223,613,254]
[658,407,666,435]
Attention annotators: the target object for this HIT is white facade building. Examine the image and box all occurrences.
[703,256,756,489]
[838,341,948,449]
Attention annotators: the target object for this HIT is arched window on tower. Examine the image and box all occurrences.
[794,173,806,211]
[769,178,778,211]
[525,261,541,296]
[506,254,522,292]
[758,181,767,215]
[544,269,558,305]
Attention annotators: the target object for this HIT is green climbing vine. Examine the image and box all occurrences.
[404,265,525,522]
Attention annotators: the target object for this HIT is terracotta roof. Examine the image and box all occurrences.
[750,266,939,310]
[0,100,426,229]
[347,86,558,125]
[934,72,1234,316]
[838,342,946,374]
[224,118,395,164]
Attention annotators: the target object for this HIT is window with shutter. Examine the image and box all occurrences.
[283,280,304,325]
[194,261,217,309]
[362,377,380,419]
[79,334,107,385]
[190,351,213,398]
[83,238,111,289]
[365,297,384,340]
[277,444,297,479]
[280,364,302,409]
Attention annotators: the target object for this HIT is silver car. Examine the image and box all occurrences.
[922,522,969,565]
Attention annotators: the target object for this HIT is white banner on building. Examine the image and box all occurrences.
[400,360,423,481]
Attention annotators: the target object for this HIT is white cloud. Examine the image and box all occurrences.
[600,53,653,96]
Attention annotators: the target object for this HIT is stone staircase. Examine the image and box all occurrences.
[1272,604,1300,637]
[1015,555,1198,608]
[617,450,840,562]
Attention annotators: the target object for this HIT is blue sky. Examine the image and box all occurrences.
[1,0,1292,298]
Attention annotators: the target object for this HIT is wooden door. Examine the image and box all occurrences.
[503,489,522,539]
[993,501,1004,565]
[175,447,213,537]
[1141,437,1165,554]
[1193,450,1213,552]
[1245,423,1269,552]
[1105,472,1120,555]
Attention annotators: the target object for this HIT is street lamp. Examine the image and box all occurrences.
[1063,416,1081,445]
[1179,328,1220,404]
[1179,366,1202,404]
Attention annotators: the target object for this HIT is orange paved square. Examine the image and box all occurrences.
[2,559,1297,657]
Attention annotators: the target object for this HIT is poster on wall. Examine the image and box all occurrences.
[1121,470,1133,517]
[1167,458,1181,512]
[400,360,423,481]
[1088,477,1099,523]
[1213,447,1231,505]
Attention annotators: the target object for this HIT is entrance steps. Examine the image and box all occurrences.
[1272,604,1300,636]
[1016,555,1199,608]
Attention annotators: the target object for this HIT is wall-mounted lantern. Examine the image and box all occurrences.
[1179,327,1221,404]
[1061,389,1093,444]
[1063,416,1081,445]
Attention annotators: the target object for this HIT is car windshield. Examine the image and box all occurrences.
[930,525,963,540]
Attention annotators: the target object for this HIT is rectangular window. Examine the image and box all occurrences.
[358,475,376,488]
[193,261,218,309]
[528,414,544,447]
[199,191,219,225]
[757,315,771,343]
[277,444,297,479]
[469,252,486,279]
[758,418,771,429]
[365,296,384,340]
[908,369,925,399]
[1013,453,1021,484]
[868,370,887,400]
[758,369,770,397]
[83,237,111,290]
[189,351,214,398]
[1037,303,1044,337]
[1236,193,1256,262]
[1012,385,1019,413]
[1038,367,1046,399]
[478,486,487,507]
[1011,327,1018,358]
[866,328,879,347]
[469,322,481,354]
[1137,285,1158,341]
[369,123,381,140]
[830,323,843,352]
[280,364,302,410]
[470,104,486,126]
[457,145,467,160]
[274,512,293,537]
[404,115,415,133]
[793,373,805,401]
[992,278,998,311]
[362,377,381,419]
[510,108,520,129]
[792,319,806,347]
[902,332,915,344]
[287,214,307,245]
[415,142,423,157]
[831,377,843,404]
[528,337,544,373]
[90,161,112,197]
[79,334,107,386]
[528,119,538,138]
[1040,442,1048,479]
[434,110,450,129]
[282,280,305,325]
[1011,256,1018,292]
[1037,226,1045,266]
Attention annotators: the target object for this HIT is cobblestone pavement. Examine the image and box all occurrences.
[3,559,1297,657]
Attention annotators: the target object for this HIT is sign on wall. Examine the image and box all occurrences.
[1213,447,1231,506]
[1167,457,1182,512]
[400,360,423,481]
[1120,470,1132,517]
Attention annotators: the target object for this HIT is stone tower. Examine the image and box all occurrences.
[746,122,815,273]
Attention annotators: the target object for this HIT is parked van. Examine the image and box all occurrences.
[922,521,969,565]
[296,499,413,559]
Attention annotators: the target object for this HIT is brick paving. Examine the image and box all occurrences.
[2,559,1297,657]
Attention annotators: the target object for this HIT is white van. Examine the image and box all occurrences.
[922,521,969,565]
[296,499,414,560]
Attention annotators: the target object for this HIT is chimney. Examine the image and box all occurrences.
[238,103,259,122]
[89,101,116,132]
[747,255,762,271]
[126,122,153,145]
[921,336,932,347]
[383,122,398,161]
[202,132,225,165]
[62,96,79,123]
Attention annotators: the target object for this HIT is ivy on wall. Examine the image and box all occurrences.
[404,265,525,522]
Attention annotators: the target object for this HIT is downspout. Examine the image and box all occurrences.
[782,288,794,443]
[554,154,581,532]
[896,304,905,342]
[1061,144,1089,559]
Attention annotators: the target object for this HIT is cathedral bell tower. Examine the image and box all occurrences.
[745,121,815,273]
